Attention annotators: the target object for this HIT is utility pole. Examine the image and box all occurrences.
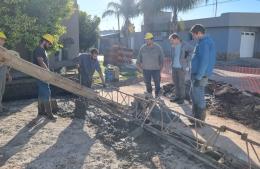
[215,0,218,17]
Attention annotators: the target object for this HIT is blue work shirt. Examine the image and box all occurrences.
[191,35,216,80]
[78,53,101,78]
[172,44,182,68]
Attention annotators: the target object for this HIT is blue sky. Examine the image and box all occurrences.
[77,0,260,31]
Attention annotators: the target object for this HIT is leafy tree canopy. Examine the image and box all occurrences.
[0,0,74,57]
[79,11,100,52]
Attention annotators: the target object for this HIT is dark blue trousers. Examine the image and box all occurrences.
[143,69,161,96]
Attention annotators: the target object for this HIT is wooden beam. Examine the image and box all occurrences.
[0,46,98,100]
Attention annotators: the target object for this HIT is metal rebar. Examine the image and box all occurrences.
[195,122,199,149]
[250,143,260,163]
[94,87,260,148]
[246,140,252,169]
[116,91,118,103]
[141,102,156,127]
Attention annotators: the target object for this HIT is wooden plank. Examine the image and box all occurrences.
[0,46,98,100]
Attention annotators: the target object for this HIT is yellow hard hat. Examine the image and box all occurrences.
[42,34,54,45]
[144,32,153,40]
[0,32,7,40]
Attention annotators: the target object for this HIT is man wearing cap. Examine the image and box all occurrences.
[190,24,216,124]
[33,34,57,120]
[169,33,193,104]
[137,32,164,98]
[0,32,12,114]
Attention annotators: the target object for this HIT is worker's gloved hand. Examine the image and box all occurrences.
[193,79,200,87]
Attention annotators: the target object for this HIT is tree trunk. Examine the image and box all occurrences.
[171,6,178,33]
[125,18,130,48]
[117,13,121,45]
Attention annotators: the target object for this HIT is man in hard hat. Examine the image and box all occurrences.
[137,32,164,98]
[33,34,56,121]
[0,32,12,114]
[190,24,216,126]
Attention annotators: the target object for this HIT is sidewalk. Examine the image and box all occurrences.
[161,59,260,94]
[212,68,260,94]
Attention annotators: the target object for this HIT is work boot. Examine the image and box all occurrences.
[145,92,153,99]
[170,96,179,102]
[176,99,184,104]
[198,107,206,122]
[155,90,161,99]
[188,104,197,124]
[0,106,3,116]
[43,101,57,121]
[195,107,206,128]
[37,99,45,116]
[50,99,59,115]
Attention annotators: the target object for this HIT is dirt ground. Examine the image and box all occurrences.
[0,82,260,169]
[0,96,212,169]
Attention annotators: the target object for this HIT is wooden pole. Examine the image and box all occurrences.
[0,46,98,100]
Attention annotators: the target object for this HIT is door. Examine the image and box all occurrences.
[240,32,255,58]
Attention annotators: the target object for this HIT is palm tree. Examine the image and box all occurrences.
[137,0,162,32]
[161,0,206,32]
[139,0,209,32]
[102,0,139,44]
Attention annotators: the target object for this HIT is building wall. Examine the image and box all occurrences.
[226,27,259,59]
[61,1,79,60]
[134,13,260,60]
[182,13,260,60]
[255,29,260,58]
[177,26,260,60]
[184,13,260,29]
[225,28,241,60]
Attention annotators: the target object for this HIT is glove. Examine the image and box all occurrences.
[193,79,200,87]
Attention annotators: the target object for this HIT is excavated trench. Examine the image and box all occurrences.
[162,80,260,129]
[54,96,238,169]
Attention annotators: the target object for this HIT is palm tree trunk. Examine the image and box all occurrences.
[172,6,178,33]
[125,18,130,48]
[117,13,121,44]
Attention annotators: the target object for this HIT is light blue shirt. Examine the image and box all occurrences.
[172,44,182,68]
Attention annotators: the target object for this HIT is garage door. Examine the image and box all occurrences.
[240,32,255,58]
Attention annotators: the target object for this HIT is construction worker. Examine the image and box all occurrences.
[33,34,57,120]
[77,48,105,88]
[169,33,193,104]
[0,32,12,114]
[137,32,164,98]
[190,24,216,125]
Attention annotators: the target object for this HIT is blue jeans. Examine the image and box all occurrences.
[190,75,208,109]
[37,80,51,101]
[143,70,161,95]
